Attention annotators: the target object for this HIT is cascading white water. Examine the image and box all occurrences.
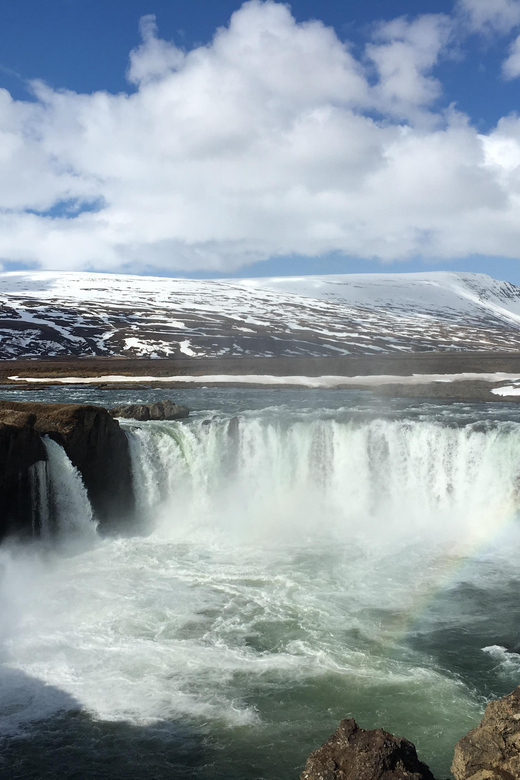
[42,437,97,541]
[125,416,520,551]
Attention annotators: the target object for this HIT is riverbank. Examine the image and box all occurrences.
[3,352,520,402]
[2,351,520,379]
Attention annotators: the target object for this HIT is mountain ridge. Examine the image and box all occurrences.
[2,270,520,360]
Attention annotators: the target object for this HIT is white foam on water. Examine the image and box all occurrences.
[0,535,473,738]
[482,645,520,676]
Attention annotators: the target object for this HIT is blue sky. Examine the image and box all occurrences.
[1,2,455,96]
[2,0,520,281]
[0,0,510,127]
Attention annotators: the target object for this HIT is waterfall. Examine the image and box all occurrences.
[124,416,520,550]
[42,438,98,541]
[23,414,520,549]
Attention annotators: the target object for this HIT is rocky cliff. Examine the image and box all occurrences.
[300,719,435,780]
[451,686,520,780]
[109,400,189,421]
[0,401,134,539]
[301,687,520,780]
[0,409,46,538]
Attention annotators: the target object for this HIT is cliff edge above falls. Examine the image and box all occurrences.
[109,400,189,421]
[0,401,134,538]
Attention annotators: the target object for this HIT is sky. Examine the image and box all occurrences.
[2,0,520,281]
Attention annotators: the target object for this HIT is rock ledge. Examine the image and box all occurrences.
[109,400,189,421]
[452,686,520,780]
[300,718,435,780]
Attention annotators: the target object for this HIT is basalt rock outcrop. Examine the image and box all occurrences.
[109,400,189,421]
[0,401,134,539]
[300,718,435,780]
[451,686,520,780]
[0,410,46,538]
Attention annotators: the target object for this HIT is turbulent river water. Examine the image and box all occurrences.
[2,387,520,779]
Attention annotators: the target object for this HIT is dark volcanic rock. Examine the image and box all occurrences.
[0,401,134,533]
[227,416,240,440]
[110,400,189,421]
[452,686,520,780]
[300,719,435,780]
[0,411,46,538]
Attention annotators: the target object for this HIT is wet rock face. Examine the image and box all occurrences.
[300,719,436,780]
[452,686,520,780]
[0,411,46,539]
[109,400,189,421]
[0,401,135,536]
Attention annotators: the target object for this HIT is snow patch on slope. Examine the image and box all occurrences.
[238,273,520,326]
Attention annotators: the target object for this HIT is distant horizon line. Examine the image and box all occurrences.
[0,267,511,281]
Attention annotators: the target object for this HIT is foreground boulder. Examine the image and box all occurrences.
[452,686,520,779]
[109,400,189,421]
[300,719,435,780]
[0,401,134,537]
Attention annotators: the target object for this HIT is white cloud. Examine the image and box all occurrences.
[503,33,520,77]
[127,15,184,85]
[456,0,520,80]
[366,14,452,121]
[2,0,520,272]
[456,0,520,34]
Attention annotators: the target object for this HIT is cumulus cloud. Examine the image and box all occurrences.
[1,0,520,272]
[503,33,520,77]
[127,15,184,84]
[456,0,520,81]
[366,14,452,121]
[456,0,520,34]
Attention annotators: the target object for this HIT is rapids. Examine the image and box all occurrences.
[1,387,520,779]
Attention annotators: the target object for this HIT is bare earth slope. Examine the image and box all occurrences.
[3,271,520,360]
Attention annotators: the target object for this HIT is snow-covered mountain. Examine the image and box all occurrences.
[2,270,520,360]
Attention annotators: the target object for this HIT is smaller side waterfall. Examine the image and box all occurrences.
[42,438,98,541]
